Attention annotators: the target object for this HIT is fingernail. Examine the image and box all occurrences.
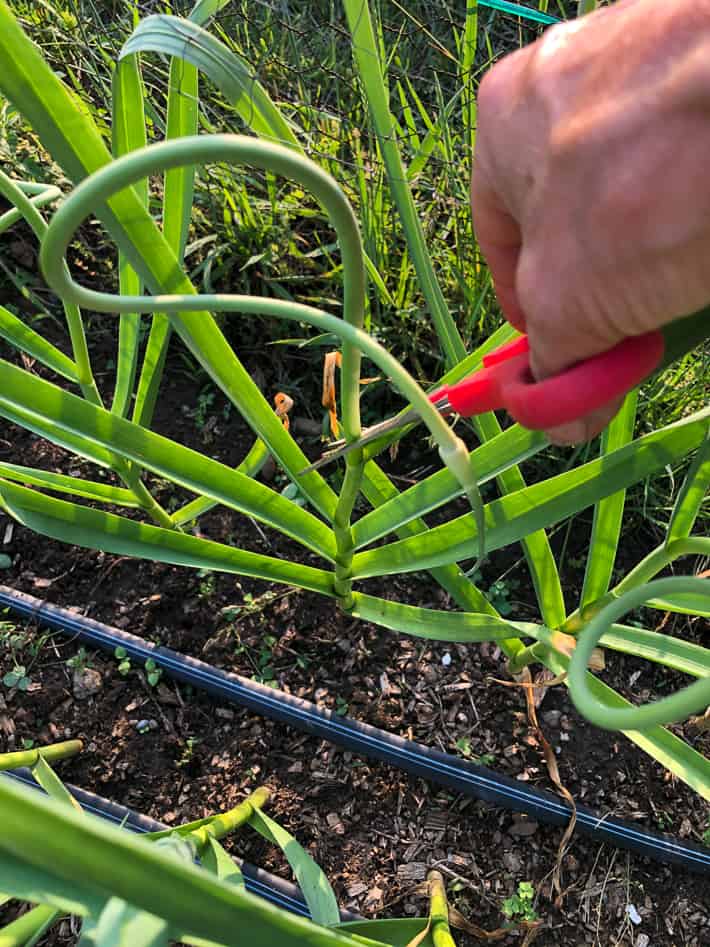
[545,421,588,445]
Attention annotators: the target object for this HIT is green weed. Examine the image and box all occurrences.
[501,881,538,923]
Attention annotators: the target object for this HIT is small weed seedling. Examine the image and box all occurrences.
[2,664,30,691]
[254,634,277,685]
[502,881,538,923]
[144,658,162,687]
[114,646,132,676]
[177,736,200,769]
[65,646,93,673]
[197,568,217,600]
[454,738,496,767]
[455,736,473,757]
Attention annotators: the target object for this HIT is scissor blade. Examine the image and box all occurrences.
[298,406,424,475]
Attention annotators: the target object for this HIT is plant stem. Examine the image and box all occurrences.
[189,787,270,852]
[123,469,179,531]
[0,739,83,772]
[342,0,467,369]
[569,577,710,730]
[0,775,363,947]
[0,904,59,947]
[332,454,365,608]
[427,870,456,947]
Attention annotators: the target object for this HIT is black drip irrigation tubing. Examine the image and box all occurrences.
[1,585,708,875]
[1,767,358,922]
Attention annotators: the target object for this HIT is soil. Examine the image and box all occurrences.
[0,310,708,946]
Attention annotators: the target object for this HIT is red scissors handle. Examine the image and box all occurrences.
[430,331,665,429]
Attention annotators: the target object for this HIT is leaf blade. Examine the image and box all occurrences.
[0,305,79,383]
[122,16,300,149]
[248,809,340,928]
[0,359,336,561]
[581,392,638,608]
[352,409,710,579]
[0,479,335,596]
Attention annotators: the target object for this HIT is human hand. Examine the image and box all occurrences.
[471,0,710,443]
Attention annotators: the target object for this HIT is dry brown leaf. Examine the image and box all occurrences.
[521,667,577,906]
[322,351,342,436]
[546,631,604,670]
[274,391,294,431]
[404,917,431,947]
[489,674,567,691]
[687,706,710,736]
[448,905,542,942]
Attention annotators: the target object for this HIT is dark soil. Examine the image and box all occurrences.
[0,318,708,946]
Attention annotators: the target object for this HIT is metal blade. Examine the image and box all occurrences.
[298,399,451,475]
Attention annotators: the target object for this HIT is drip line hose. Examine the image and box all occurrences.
[479,0,558,25]
[1,767,359,922]
[1,585,708,875]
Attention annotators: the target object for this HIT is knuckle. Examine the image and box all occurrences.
[476,49,526,128]
[515,251,559,324]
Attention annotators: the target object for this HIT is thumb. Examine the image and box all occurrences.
[517,257,627,444]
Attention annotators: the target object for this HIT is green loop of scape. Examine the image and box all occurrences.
[39,132,484,546]
[569,576,710,731]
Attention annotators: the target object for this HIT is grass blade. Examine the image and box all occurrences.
[131,31,200,430]
[163,57,198,264]
[201,838,244,888]
[353,424,546,547]
[0,777,365,947]
[666,430,710,545]
[349,592,534,643]
[111,52,147,418]
[338,919,430,947]
[460,0,478,149]
[132,317,172,429]
[342,0,466,367]
[189,0,232,24]
[581,391,638,608]
[600,622,710,677]
[473,412,567,630]
[170,439,270,525]
[360,460,501,618]
[0,903,60,947]
[0,462,140,507]
[78,896,174,947]
[644,592,710,617]
[30,756,82,813]
[0,171,100,404]
[0,3,337,521]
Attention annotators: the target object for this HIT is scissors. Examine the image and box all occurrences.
[300,328,666,473]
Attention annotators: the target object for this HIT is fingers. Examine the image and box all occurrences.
[470,157,526,331]
[544,397,623,446]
